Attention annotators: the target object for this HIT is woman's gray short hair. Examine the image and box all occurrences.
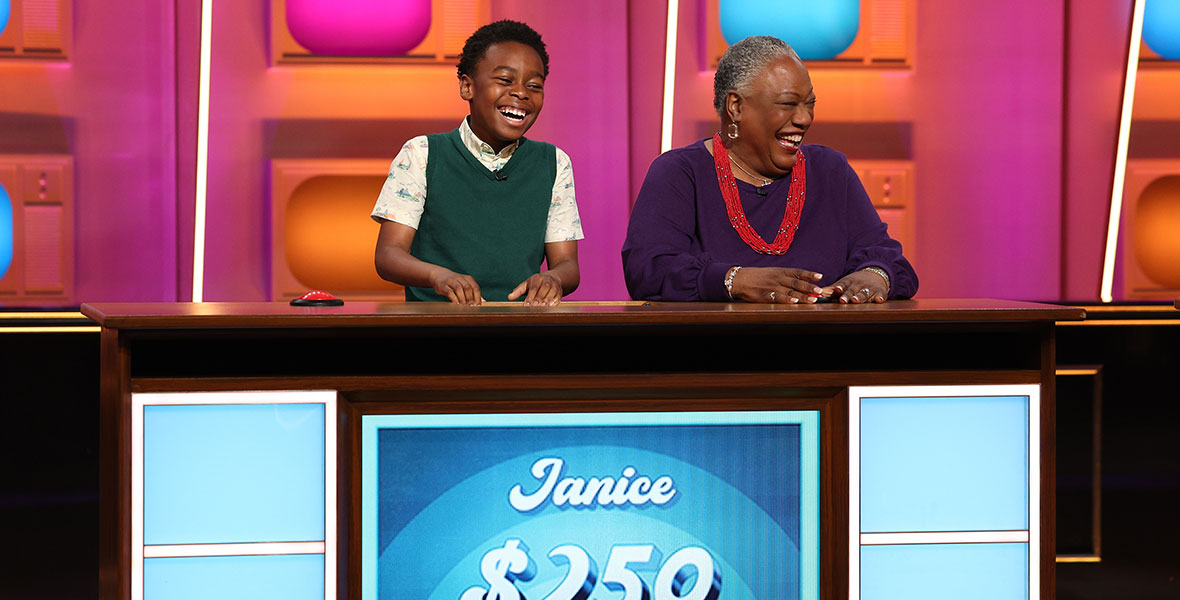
[713,36,799,118]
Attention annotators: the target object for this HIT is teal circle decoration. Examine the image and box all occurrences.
[1144,0,1180,60]
[720,0,860,60]
[0,183,12,281]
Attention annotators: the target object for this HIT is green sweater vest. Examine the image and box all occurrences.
[408,129,556,301]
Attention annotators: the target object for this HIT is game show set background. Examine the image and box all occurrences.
[1,1,1179,598]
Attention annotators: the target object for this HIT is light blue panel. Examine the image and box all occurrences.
[861,396,1028,532]
[0,1,10,36]
[720,0,859,60]
[145,403,325,544]
[861,543,1028,600]
[1145,0,1180,60]
[0,183,12,280]
[144,554,324,600]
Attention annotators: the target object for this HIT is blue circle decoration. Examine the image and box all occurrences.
[1144,0,1180,60]
[720,0,860,60]
[0,0,10,37]
[0,183,12,281]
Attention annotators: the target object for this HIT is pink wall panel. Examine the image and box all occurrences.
[911,0,1064,300]
[0,1,180,302]
[1063,1,1133,300]
[74,1,178,301]
[627,1,668,215]
[175,0,201,301]
[490,0,632,300]
[201,0,271,301]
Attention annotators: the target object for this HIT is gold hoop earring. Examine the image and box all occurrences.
[726,122,740,140]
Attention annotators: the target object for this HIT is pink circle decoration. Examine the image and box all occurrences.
[286,0,432,56]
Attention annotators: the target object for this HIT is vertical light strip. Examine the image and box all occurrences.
[192,0,214,303]
[660,0,680,153]
[1100,0,1146,303]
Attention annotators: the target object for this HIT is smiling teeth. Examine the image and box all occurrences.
[500,108,527,120]
[779,134,803,144]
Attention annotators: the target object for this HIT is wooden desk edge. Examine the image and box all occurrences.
[81,300,1086,330]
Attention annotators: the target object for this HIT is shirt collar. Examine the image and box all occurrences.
[460,117,518,161]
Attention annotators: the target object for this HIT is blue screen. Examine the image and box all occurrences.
[363,411,819,600]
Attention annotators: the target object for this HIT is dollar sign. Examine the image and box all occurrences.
[459,539,536,600]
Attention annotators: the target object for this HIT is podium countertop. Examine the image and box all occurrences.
[81,298,1084,330]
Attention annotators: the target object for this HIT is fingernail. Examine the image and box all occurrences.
[814,273,823,279]
[806,296,817,303]
[812,287,823,294]
[789,297,799,304]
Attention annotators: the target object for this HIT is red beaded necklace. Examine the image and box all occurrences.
[711,133,806,255]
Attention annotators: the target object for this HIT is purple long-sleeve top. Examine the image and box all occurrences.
[622,140,918,301]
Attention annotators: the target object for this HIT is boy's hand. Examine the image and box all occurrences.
[509,272,563,306]
[430,269,482,306]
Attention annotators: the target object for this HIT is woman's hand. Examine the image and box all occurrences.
[429,269,483,306]
[825,269,889,304]
[730,267,825,304]
[508,272,564,306]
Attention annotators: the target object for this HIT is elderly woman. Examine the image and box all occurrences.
[622,36,917,303]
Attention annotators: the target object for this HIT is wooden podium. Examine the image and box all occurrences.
[84,299,1082,600]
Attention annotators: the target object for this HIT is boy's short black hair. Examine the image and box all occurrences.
[457,20,549,78]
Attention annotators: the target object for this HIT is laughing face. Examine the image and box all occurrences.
[459,41,546,153]
[725,54,815,179]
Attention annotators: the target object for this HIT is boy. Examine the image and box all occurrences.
[372,20,582,305]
